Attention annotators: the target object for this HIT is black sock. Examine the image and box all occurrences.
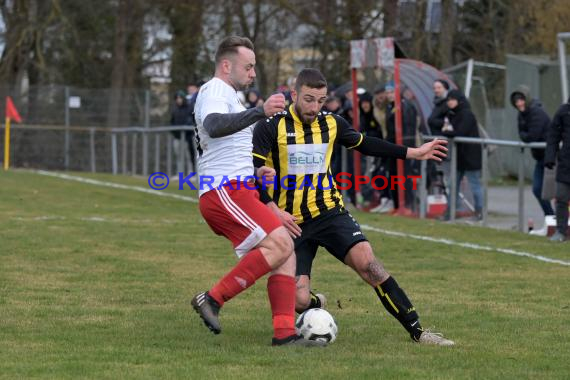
[374,276,423,341]
[308,291,322,309]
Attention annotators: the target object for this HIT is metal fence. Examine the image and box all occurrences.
[109,126,196,177]
[0,83,185,172]
[419,135,547,232]
[0,85,173,127]
[0,124,195,175]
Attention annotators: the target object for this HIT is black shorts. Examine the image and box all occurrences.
[294,207,368,276]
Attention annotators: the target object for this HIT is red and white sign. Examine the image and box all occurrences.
[350,38,395,69]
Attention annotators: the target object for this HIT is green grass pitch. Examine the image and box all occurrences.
[1,170,569,379]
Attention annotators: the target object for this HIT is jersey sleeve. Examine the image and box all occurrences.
[335,115,364,149]
[252,118,277,163]
[252,118,278,205]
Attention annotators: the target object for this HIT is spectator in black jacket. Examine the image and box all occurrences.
[428,79,450,135]
[442,89,483,220]
[544,97,570,242]
[170,90,196,172]
[186,81,204,127]
[359,92,382,139]
[384,81,419,210]
[510,86,554,220]
[359,92,384,204]
[385,81,418,147]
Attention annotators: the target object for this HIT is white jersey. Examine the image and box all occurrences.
[194,77,255,196]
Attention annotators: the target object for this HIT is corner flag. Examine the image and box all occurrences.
[4,96,22,170]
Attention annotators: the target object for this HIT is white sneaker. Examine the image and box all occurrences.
[417,329,455,346]
[529,225,548,236]
[370,198,394,213]
[370,197,387,212]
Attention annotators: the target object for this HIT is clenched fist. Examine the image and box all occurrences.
[263,93,286,117]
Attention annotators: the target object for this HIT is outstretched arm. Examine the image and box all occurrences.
[336,114,446,161]
[354,136,448,162]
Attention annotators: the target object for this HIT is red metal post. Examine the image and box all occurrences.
[351,67,362,206]
[393,59,411,215]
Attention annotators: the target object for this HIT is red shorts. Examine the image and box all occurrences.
[199,181,283,258]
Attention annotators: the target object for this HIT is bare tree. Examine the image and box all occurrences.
[107,0,146,127]
[0,0,61,92]
[162,1,206,90]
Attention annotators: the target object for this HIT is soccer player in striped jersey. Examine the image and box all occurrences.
[253,68,454,346]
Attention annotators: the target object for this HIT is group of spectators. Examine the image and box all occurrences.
[170,76,569,242]
[427,79,569,241]
[324,81,422,212]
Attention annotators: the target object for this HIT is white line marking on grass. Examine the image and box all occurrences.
[360,224,570,267]
[13,215,185,225]
[80,216,108,222]
[14,216,66,221]
[35,170,198,203]
[33,170,568,267]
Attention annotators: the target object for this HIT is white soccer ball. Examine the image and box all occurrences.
[296,308,338,344]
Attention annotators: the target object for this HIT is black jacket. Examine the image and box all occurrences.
[510,86,550,161]
[170,102,192,139]
[545,98,570,184]
[360,104,383,139]
[442,92,482,171]
[428,96,448,135]
[187,92,198,126]
[385,99,417,147]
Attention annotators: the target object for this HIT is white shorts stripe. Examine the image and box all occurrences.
[215,189,255,231]
[215,188,258,231]
[218,187,260,230]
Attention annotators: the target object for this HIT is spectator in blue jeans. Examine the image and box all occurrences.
[442,90,483,220]
[510,86,554,221]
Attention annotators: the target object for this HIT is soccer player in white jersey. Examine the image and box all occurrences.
[190,36,324,346]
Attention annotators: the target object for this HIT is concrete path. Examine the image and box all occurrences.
[483,186,545,231]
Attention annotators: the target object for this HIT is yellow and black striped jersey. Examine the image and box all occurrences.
[252,104,364,224]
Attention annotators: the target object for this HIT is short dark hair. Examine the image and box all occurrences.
[325,96,341,104]
[215,36,254,65]
[295,68,327,91]
[435,79,450,90]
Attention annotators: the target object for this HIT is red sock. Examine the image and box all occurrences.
[209,249,271,307]
[267,274,296,340]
